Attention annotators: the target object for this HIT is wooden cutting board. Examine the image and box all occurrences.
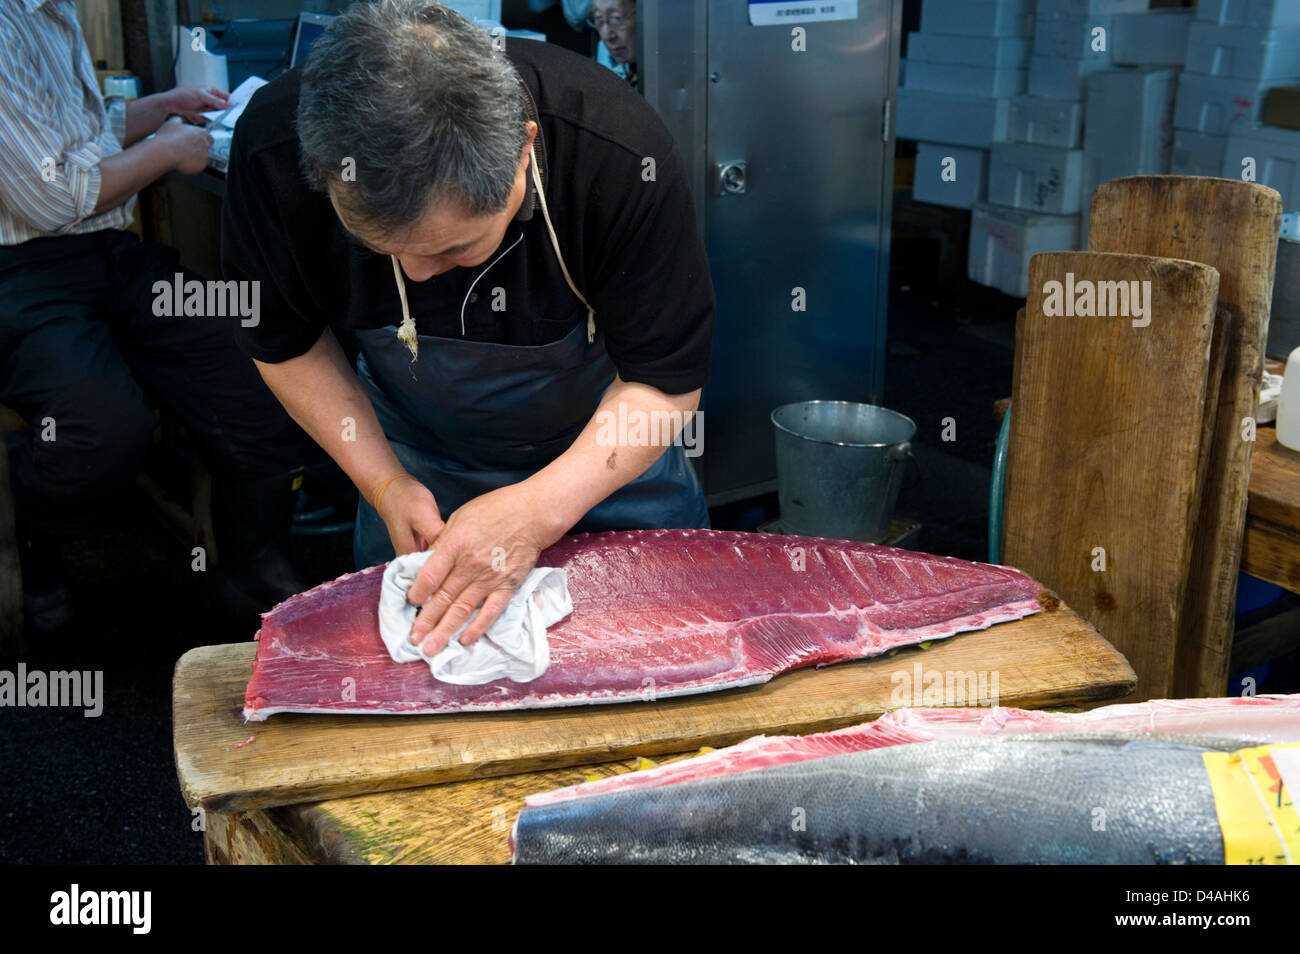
[1004,250,1219,701]
[174,593,1135,812]
[1089,176,1283,697]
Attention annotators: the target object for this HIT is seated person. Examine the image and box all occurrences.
[0,1,307,631]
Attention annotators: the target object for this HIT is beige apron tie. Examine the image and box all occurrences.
[390,143,597,361]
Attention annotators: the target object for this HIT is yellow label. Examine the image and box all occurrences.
[291,474,304,492]
[1202,743,1300,865]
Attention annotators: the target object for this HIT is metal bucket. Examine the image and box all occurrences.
[771,401,915,542]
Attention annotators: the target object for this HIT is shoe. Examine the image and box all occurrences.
[22,583,73,634]
[17,529,74,633]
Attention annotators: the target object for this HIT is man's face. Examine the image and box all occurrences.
[332,123,537,283]
[594,0,636,65]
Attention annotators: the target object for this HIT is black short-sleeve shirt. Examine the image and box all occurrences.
[223,39,714,395]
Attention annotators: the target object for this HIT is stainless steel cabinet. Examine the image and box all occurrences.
[642,1,901,503]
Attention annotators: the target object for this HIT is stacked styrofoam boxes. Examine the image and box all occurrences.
[1222,122,1300,210]
[897,0,1035,210]
[1171,0,1300,182]
[1080,69,1179,244]
[971,1,1144,296]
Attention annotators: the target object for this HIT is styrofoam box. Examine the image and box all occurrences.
[903,60,1027,97]
[912,143,990,209]
[1034,14,1113,60]
[1029,53,1111,99]
[1222,123,1300,210]
[1078,69,1178,241]
[1198,0,1300,29]
[1171,129,1229,175]
[1174,72,1274,133]
[906,32,1031,69]
[1008,95,1085,147]
[1185,22,1300,81]
[1111,10,1196,67]
[1037,0,1147,15]
[1084,69,1177,172]
[897,87,1012,148]
[989,141,1087,214]
[968,202,1081,298]
[919,0,1034,38]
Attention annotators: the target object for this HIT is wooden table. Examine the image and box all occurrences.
[1242,425,1300,595]
[181,596,1136,864]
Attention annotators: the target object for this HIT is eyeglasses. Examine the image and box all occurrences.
[586,13,633,31]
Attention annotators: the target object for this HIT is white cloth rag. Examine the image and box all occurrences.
[378,551,571,684]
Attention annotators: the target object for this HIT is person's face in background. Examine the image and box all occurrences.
[592,0,636,65]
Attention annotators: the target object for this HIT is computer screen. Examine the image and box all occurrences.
[290,12,335,69]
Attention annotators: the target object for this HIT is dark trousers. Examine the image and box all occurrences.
[0,230,303,539]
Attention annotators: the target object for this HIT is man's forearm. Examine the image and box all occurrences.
[253,329,407,505]
[93,138,175,213]
[123,93,171,145]
[524,377,701,538]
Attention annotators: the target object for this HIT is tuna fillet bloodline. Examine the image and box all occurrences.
[243,529,1043,720]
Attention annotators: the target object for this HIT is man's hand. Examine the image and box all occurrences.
[153,117,212,175]
[404,482,561,658]
[161,86,230,124]
[123,87,230,144]
[375,475,445,556]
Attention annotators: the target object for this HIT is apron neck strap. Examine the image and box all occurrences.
[529,143,597,343]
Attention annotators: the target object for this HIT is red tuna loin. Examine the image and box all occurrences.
[243,529,1043,720]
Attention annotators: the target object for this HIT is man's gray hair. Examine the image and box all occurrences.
[297,0,529,230]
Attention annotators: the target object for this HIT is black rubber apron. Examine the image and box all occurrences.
[351,146,707,567]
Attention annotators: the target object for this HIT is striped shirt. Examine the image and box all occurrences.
[0,0,131,245]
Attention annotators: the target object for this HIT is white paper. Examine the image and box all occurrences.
[201,76,268,128]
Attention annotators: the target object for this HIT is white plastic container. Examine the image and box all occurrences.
[1111,10,1196,66]
[1029,53,1111,99]
[902,60,1027,97]
[1034,14,1113,60]
[1170,129,1230,175]
[920,0,1034,37]
[1008,96,1085,147]
[968,202,1081,298]
[1198,0,1300,28]
[912,143,989,209]
[1221,123,1300,211]
[897,87,1012,147]
[1275,346,1300,451]
[989,141,1087,214]
[906,32,1031,68]
[1174,72,1273,133]
[1185,22,1300,81]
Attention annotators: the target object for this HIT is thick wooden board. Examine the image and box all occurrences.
[1089,176,1283,698]
[206,751,709,865]
[1247,427,1300,536]
[175,595,1135,813]
[1242,516,1300,595]
[1005,250,1218,702]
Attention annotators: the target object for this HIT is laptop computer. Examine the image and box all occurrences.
[290,11,335,69]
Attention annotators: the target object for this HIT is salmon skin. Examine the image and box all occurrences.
[242,529,1042,721]
[511,733,1257,865]
[524,694,1300,808]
